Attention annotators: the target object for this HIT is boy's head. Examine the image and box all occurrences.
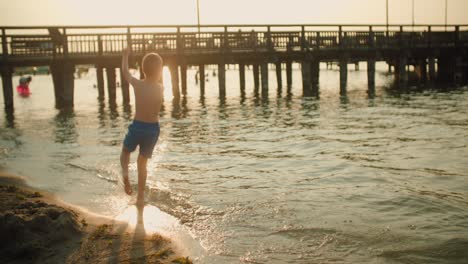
[142,53,163,80]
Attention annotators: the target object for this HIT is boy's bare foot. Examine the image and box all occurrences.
[123,176,132,195]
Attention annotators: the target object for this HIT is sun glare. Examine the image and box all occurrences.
[115,205,181,235]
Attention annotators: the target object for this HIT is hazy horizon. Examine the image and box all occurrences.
[1,0,467,26]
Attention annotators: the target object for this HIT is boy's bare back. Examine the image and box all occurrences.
[121,48,164,123]
[132,80,163,123]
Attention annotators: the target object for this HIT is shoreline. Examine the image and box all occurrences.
[0,171,192,264]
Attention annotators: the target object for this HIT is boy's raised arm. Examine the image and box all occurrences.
[122,47,138,85]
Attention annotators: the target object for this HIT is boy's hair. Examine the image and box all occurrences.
[141,53,163,78]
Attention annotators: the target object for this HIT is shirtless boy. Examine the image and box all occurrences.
[120,47,164,205]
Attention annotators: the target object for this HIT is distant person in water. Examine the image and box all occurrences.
[120,47,164,206]
[17,76,32,97]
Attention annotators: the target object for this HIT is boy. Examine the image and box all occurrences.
[120,47,164,206]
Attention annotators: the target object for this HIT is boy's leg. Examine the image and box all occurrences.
[120,147,133,195]
[136,154,148,206]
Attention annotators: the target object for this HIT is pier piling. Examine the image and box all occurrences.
[454,57,464,86]
[275,62,282,94]
[96,66,105,100]
[120,68,130,104]
[1,66,13,110]
[253,64,260,95]
[428,57,436,82]
[181,64,187,96]
[367,59,376,96]
[260,63,269,97]
[106,67,116,104]
[415,59,428,84]
[286,61,292,92]
[62,63,75,108]
[199,64,205,96]
[170,64,180,98]
[51,64,64,108]
[310,60,320,97]
[239,63,246,95]
[301,61,312,96]
[339,59,348,96]
[218,63,226,98]
[395,56,408,87]
[437,57,455,83]
[51,63,75,108]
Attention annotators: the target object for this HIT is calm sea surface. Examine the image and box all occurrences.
[1,64,468,263]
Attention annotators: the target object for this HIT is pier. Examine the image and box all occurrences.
[1,24,468,110]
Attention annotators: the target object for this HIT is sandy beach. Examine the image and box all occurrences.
[0,171,192,264]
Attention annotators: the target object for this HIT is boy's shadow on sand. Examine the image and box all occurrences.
[106,205,147,264]
[105,204,174,264]
[130,205,147,263]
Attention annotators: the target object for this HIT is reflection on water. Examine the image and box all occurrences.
[1,67,468,263]
[54,109,77,144]
[4,109,15,128]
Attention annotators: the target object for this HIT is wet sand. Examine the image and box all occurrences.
[0,172,192,264]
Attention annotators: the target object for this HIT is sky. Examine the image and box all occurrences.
[0,0,467,26]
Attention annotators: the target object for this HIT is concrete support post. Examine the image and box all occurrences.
[120,68,130,105]
[275,62,282,94]
[170,64,180,98]
[218,63,226,98]
[310,60,320,97]
[260,63,269,97]
[1,66,14,110]
[51,63,75,108]
[286,61,292,93]
[199,64,205,97]
[301,61,312,96]
[106,67,116,105]
[339,59,348,96]
[180,64,187,96]
[96,65,105,100]
[367,59,376,96]
[239,63,246,95]
[253,64,260,95]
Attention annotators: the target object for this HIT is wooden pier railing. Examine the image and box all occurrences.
[1,24,467,60]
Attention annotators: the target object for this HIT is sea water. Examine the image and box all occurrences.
[1,63,468,263]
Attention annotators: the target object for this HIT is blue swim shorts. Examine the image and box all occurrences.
[123,120,160,158]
